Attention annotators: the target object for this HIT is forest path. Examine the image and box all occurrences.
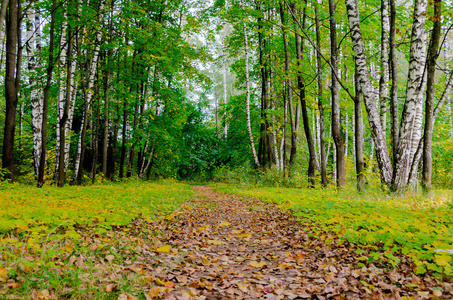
[152,186,436,300]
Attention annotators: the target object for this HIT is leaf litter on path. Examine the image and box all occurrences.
[143,186,452,299]
[2,186,452,299]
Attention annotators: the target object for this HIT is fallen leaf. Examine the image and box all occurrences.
[105,284,114,292]
[220,221,231,227]
[248,261,267,268]
[147,287,162,298]
[156,245,171,253]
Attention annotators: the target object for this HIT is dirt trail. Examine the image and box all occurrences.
[147,186,448,299]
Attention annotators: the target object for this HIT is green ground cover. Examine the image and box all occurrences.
[0,180,192,235]
[0,180,193,298]
[214,183,453,277]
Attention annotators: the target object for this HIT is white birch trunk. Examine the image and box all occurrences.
[392,0,427,191]
[379,0,390,133]
[26,5,42,176]
[55,17,68,177]
[344,0,393,185]
[333,140,337,183]
[241,0,261,169]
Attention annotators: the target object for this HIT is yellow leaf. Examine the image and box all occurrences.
[248,261,266,268]
[220,221,231,228]
[156,245,171,253]
[434,254,451,266]
[0,267,7,279]
[237,233,251,238]
[155,278,166,286]
[278,262,294,269]
[147,287,162,298]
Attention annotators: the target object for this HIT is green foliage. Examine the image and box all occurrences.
[215,184,453,276]
[0,180,192,235]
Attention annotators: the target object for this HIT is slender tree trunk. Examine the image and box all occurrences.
[345,112,349,161]
[55,11,68,180]
[329,0,345,187]
[0,0,8,35]
[354,65,366,191]
[3,0,22,181]
[57,21,74,187]
[379,0,389,133]
[241,0,261,169]
[389,0,398,166]
[315,2,327,186]
[279,3,297,168]
[289,2,316,186]
[26,3,43,176]
[344,0,393,185]
[37,0,56,187]
[391,0,427,192]
[422,1,443,193]
[102,52,111,178]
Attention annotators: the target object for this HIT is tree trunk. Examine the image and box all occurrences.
[329,0,345,187]
[379,0,390,133]
[241,0,261,169]
[422,1,443,193]
[26,3,43,177]
[354,65,366,191]
[57,21,74,187]
[102,52,111,178]
[344,0,393,185]
[391,0,427,192]
[315,2,327,187]
[0,0,8,35]
[389,0,398,166]
[55,11,68,181]
[279,3,297,168]
[3,0,22,181]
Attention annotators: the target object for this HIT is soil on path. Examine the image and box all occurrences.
[147,186,450,300]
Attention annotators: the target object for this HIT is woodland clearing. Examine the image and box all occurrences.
[0,181,452,299]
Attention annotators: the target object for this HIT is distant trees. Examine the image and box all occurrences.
[0,0,452,193]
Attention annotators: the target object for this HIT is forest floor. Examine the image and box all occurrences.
[0,183,452,299]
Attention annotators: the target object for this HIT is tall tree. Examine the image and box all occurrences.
[241,0,261,170]
[2,0,22,180]
[422,0,443,193]
[329,0,345,187]
[344,0,393,186]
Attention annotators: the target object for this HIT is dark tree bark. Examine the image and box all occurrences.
[422,0,442,194]
[289,2,316,186]
[329,0,345,187]
[389,0,398,167]
[2,0,22,181]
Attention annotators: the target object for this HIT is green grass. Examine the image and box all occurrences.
[0,180,193,299]
[214,183,453,277]
[0,179,192,234]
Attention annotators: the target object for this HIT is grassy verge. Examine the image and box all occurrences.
[214,183,453,278]
[0,180,193,299]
